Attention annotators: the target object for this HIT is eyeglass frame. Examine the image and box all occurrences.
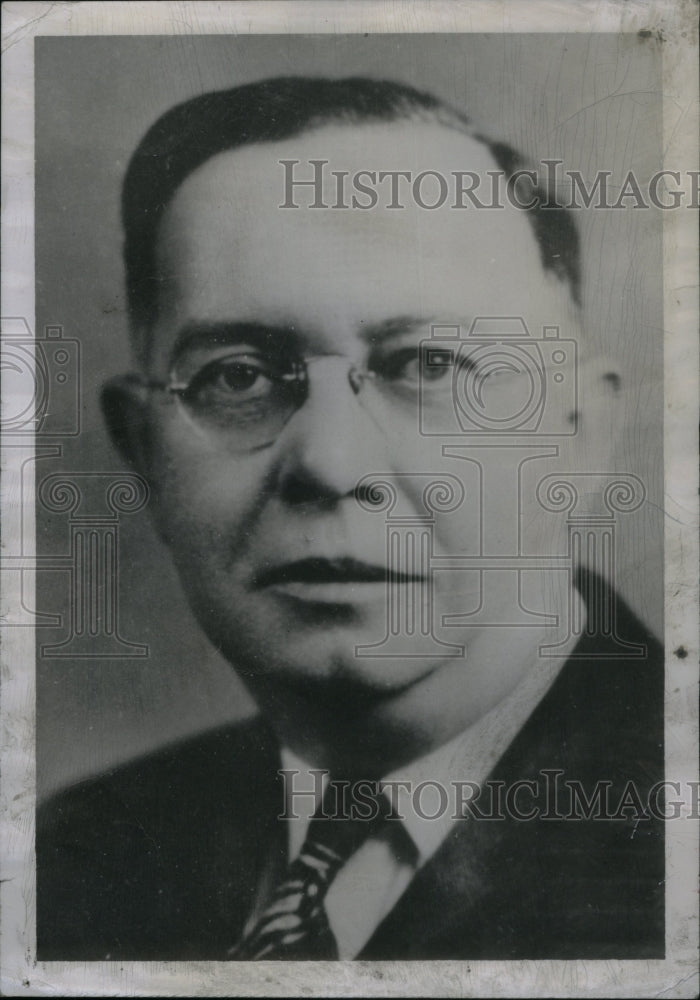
[125,353,395,451]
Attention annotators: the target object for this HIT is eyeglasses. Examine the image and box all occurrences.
[130,342,537,453]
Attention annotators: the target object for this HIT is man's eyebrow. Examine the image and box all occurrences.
[169,315,473,363]
[361,316,440,344]
[169,321,297,362]
[361,316,478,345]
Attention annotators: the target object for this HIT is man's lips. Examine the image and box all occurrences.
[252,557,426,590]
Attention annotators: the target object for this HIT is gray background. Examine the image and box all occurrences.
[35,33,664,799]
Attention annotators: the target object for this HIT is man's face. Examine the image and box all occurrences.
[131,120,601,752]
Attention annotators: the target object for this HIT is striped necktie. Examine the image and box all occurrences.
[229,780,397,960]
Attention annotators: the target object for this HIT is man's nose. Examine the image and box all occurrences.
[273,357,389,505]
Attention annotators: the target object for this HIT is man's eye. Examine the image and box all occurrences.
[218,361,268,392]
[186,356,278,402]
[421,349,457,383]
[374,347,455,384]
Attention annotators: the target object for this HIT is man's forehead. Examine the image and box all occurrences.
[156,119,541,282]
[156,119,513,276]
[150,118,576,364]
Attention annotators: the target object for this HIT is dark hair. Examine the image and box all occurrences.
[123,76,580,359]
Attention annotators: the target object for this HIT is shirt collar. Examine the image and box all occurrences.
[280,609,582,867]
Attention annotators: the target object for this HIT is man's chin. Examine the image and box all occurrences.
[276,643,442,696]
[253,650,447,758]
[245,648,477,779]
[224,624,446,704]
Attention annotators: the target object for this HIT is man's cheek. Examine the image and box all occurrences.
[144,468,221,558]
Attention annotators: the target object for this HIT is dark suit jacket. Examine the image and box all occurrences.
[37,584,664,961]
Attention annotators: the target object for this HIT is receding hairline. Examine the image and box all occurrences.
[122,76,581,364]
[158,113,505,210]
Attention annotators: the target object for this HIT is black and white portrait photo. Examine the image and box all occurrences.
[1,3,697,997]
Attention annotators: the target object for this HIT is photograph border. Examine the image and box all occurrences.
[1,2,698,996]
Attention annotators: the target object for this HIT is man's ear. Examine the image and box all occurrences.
[101,374,153,475]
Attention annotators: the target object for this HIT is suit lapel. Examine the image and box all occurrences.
[359,592,664,959]
[358,723,550,960]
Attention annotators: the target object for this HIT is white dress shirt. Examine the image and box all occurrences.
[277,631,579,958]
